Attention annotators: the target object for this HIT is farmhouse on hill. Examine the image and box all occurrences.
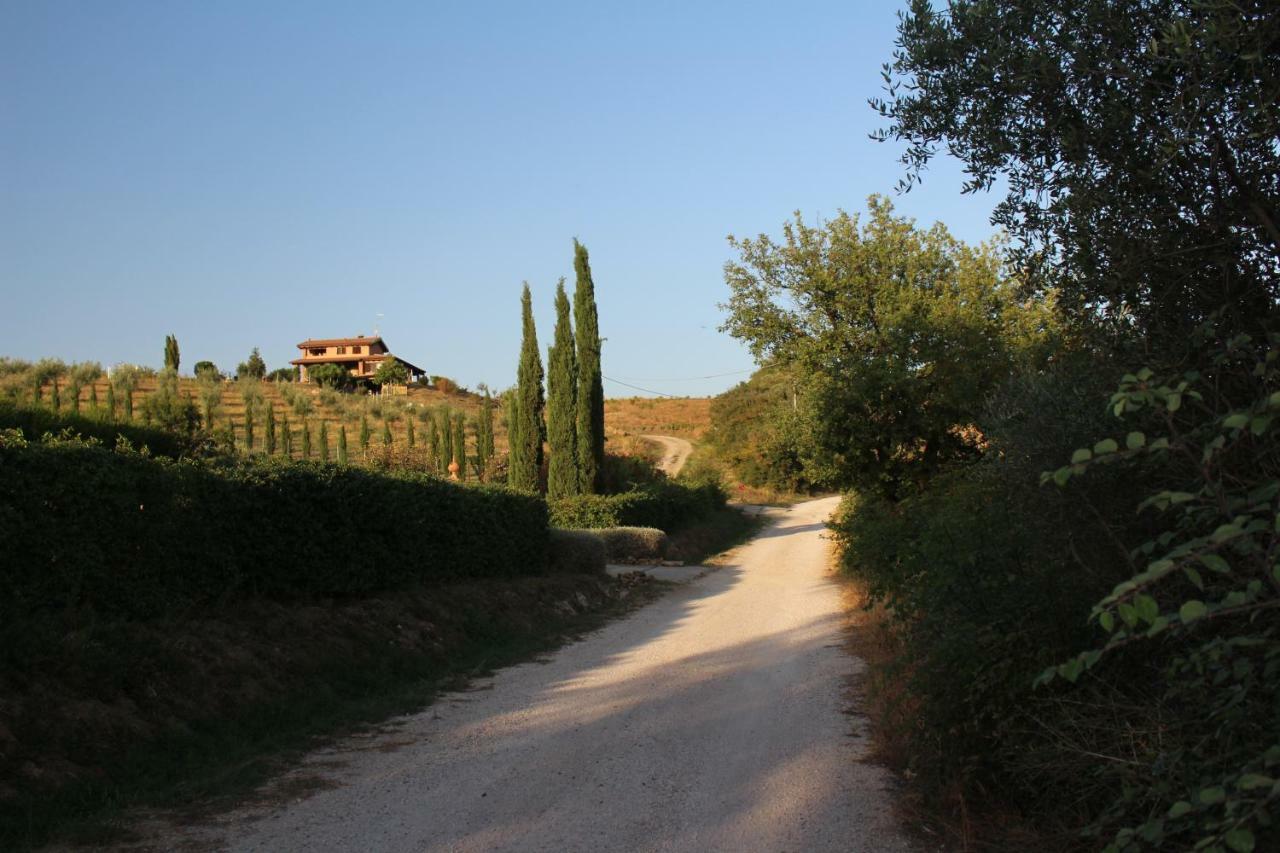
[290,335,426,385]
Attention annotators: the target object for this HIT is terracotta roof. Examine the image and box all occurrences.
[290,352,427,375]
[295,336,384,348]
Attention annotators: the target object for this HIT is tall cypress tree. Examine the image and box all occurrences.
[265,407,277,455]
[89,382,99,412]
[382,420,393,447]
[508,283,545,492]
[453,412,467,481]
[406,416,416,449]
[573,240,605,492]
[301,420,312,458]
[437,408,454,474]
[337,424,348,463]
[105,383,117,420]
[319,421,330,461]
[164,334,180,373]
[281,415,293,457]
[546,279,579,498]
[359,415,371,456]
[427,418,440,473]
[479,389,496,472]
[244,405,255,452]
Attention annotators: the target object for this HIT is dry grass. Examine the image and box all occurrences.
[604,396,711,441]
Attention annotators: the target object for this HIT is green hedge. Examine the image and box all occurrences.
[549,482,725,533]
[0,435,549,620]
[0,401,193,458]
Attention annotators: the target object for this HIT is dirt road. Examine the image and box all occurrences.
[167,497,912,852]
[639,434,694,477]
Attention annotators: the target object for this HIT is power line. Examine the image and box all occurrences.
[601,375,678,397]
[608,368,756,383]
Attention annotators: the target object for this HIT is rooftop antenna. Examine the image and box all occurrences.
[374,313,384,337]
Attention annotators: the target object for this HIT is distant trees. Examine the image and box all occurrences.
[111,365,143,421]
[163,334,180,373]
[236,348,266,381]
[546,280,579,498]
[373,358,409,387]
[266,366,298,382]
[574,240,605,493]
[507,284,545,492]
[194,361,220,380]
[308,363,351,390]
[66,363,102,415]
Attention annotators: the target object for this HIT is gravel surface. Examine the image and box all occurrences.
[638,435,694,477]
[156,497,914,852]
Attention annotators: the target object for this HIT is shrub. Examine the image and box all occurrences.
[596,527,668,562]
[0,434,551,621]
[547,529,606,574]
[309,363,352,390]
[549,482,725,533]
[0,401,194,458]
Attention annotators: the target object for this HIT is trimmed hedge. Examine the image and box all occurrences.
[547,529,607,574]
[0,435,549,620]
[597,527,668,562]
[0,401,193,458]
[548,482,726,533]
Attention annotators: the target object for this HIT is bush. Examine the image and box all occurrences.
[0,433,550,621]
[596,527,668,562]
[547,529,606,574]
[549,481,725,533]
[0,401,195,458]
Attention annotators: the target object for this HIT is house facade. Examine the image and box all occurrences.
[290,336,426,384]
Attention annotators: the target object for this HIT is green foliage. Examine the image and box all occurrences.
[302,420,313,458]
[549,481,726,533]
[141,370,201,437]
[359,414,371,453]
[405,416,415,449]
[318,420,330,462]
[427,416,440,473]
[1033,327,1280,851]
[574,239,605,492]
[111,365,145,421]
[307,362,351,390]
[722,197,1056,501]
[336,423,347,464]
[873,0,1280,345]
[373,358,409,387]
[264,406,276,455]
[452,412,466,481]
[0,434,551,621]
[0,401,194,458]
[708,366,816,492]
[194,360,220,380]
[595,526,669,562]
[266,366,299,383]
[509,284,545,492]
[547,279,580,498]
[105,382,117,419]
[197,376,222,427]
[477,389,496,475]
[380,419,392,448]
[243,405,255,452]
[547,529,606,574]
[236,347,266,381]
[163,334,180,373]
[281,414,293,457]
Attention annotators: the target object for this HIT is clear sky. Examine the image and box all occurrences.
[1,0,999,398]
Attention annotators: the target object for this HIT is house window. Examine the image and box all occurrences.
[337,346,346,354]
[352,346,362,354]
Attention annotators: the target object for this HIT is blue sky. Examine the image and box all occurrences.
[1,1,999,397]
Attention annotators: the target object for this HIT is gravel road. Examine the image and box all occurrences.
[165,497,913,852]
[639,434,694,477]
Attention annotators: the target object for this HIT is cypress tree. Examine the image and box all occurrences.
[302,420,312,458]
[337,424,348,463]
[319,421,330,461]
[427,418,440,473]
[265,407,277,455]
[508,283,545,492]
[546,279,580,498]
[406,416,416,449]
[122,385,134,421]
[452,412,467,481]
[573,240,605,492]
[164,334,180,372]
[437,408,454,475]
[382,420,393,447]
[360,415,371,456]
[244,406,255,452]
[479,389,496,472]
[105,383,117,420]
[50,380,61,412]
[281,415,293,457]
